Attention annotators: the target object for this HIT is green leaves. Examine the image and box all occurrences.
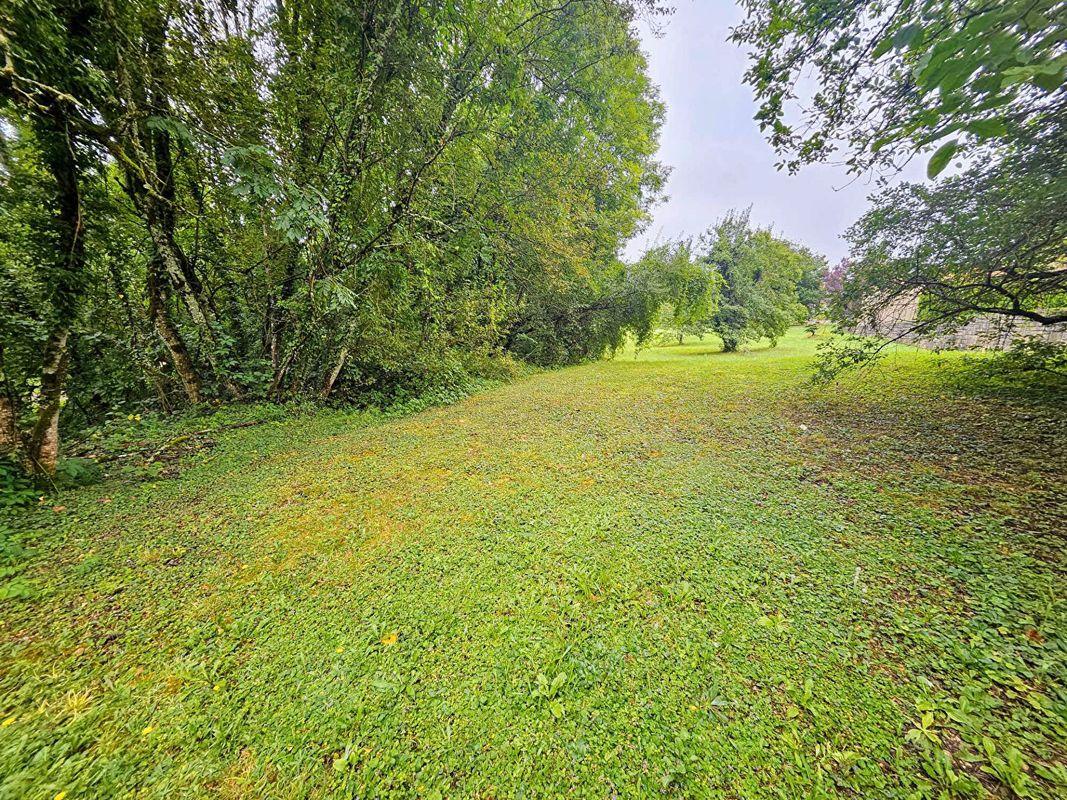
[892,23,923,51]
[0,576,37,601]
[965,118,1008,139]
[144,115,193,145]
[531,671,567,701]
[981,739,1035,797]
[531,672,568,718]
[1001,58,1067,91]
[695,208,822,351]
[735,0,1065,176]
[871,36,895,60]
[926,139,958,179]
[872,21,923,60]
[905,710,942,746]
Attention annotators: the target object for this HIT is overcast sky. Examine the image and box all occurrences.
[625,2,921,264]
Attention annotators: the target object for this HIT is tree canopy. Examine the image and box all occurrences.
[701,209,819,352]
[633,240,721,344]
[1,0,671,474]
[732,0,1066,177]
[839,132,1067,336]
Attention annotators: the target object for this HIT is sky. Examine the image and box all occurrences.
[625,1,921,265]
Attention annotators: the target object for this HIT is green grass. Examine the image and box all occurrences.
[1,328,1064,799]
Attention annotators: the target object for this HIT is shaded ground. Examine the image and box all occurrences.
[1,329,1064,798]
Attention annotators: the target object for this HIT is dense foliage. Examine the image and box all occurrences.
[633,212,824,351]
[701,210,823,352]
[733,0,1066,364]
[0,0,670,474]
[632,240,720,344]
[732,0,1066,176]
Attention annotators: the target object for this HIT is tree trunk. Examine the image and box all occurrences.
[0,393,18,457]
[141,136,244,399]
[113,7,233,400]
[145,212,211,330]
[146,256,202,404]
[107,260,171,412]
[268,4,318,387]
[141,102,215,333]
[0,343,19,456]
[268,338,301,400]
[269,241,301,377]
[322,346,349,398]
[27,328,70,475]
[26,120,85,476]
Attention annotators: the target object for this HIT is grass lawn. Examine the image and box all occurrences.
[1,328,1064,799]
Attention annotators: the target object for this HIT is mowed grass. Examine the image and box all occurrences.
[1,329,1064,799]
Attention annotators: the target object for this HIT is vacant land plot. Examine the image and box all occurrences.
[1,330,1064,798]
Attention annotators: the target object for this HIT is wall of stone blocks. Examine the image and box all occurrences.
[859,315,1067,351]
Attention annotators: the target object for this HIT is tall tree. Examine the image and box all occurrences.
[0,0,100,474]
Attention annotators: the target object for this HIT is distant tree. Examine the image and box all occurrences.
[823,259,850,297]
[635,241,720,344]
[795,251,828,319]
[700,209,811,352]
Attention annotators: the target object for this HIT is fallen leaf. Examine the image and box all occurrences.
[1025,628,1045,644]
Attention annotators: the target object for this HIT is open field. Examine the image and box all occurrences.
[1,329,1064,799]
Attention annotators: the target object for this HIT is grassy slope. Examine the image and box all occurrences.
[1,329,1064,799]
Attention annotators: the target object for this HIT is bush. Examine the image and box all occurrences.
[0,456,37,510]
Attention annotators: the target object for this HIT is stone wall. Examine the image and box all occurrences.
[859,312,1067,351]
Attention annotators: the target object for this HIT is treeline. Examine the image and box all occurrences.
[0,0,671,475]
[637,209,826,352]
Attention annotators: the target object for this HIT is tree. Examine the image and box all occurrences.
[795,252,828,319]
[839,133,1067,336]
[0,0,102,475]
[700,209,810,352]
[635,241,720,344]
[823,259,850,297]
